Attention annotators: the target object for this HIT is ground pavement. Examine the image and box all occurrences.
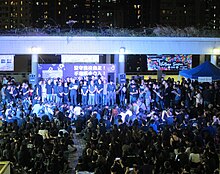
[67,129,86,174]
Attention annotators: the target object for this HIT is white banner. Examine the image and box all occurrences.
[42,70,63,79]
[0,55,14,71]
[198,77,212,83]
[61,55,99,63]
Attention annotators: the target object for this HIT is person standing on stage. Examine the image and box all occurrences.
[107,80,116,106]
[81,81,88,106]
[52,78,58,103]
[46,78,53,102]
[63,81,69,104]
[69,78,78,106]
[57,80,64,105]
[96,79,103,106]
[36,80,42,101]
[41,79,47,102]
[117,82,127,107]
[103,80,108,106]
[129,79,138,104]
[88,80,96,106]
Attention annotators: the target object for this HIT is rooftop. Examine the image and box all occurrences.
[0,26,220,37]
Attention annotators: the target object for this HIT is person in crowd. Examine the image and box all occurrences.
[139,79,146,99]
[144,85,151,113]
[0,75,220,174]
[172,84,181,108]
[0,84,7,104]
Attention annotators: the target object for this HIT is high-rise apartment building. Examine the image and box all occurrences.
[32,0,100,28]
[0,0,219,30]
[0,0,31,30]
[160,0,220,29]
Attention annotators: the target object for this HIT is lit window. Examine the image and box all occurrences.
[21,1,23,5]
[162,10,166,14]
[5,1,7,4]
[184,10,187,14]
[213,26,216,29]
[58,11,61,14]
[58,2,61,5]
[36,2,39,5]
[86,20,90,23]
[21,8,23,11]
[134,5,136,9]
[214,20,216,23]
[214,14,216,17]
[5,26,7,29]
[214,6,216,9]
[107,13,109,16]
[110,23,112,27]
[11,25,13,28]
[69,16,72,18]
[137,5,141,8]
[21,13,23,17]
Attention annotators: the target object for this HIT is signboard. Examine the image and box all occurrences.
[38,64,116,81]
[61,55,99,63]
[42,70,63,79]
[118,73,126,83]
[29,74,36,85]
[0,55,14,71]
[147,54,192,71]
[198,77,212,83]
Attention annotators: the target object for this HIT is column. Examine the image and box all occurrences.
[114,54,119,75]
[106,54,111,64]
[211,55,217,65]
[114,54,125,75]
[118,54,125,74]
[31,54,38,84]
[199,55,205,64]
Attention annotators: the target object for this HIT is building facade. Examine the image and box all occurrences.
[0,0,31,30]
[0,0,219,30]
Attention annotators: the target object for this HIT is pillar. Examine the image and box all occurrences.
[211,55,217,65]
[114,54,125,75]
[31,54,38,84]
[119,54,125,74]
[106,54,111,64]
[199,55,205,64]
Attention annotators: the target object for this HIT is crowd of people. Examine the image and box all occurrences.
[0,74,220,174]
